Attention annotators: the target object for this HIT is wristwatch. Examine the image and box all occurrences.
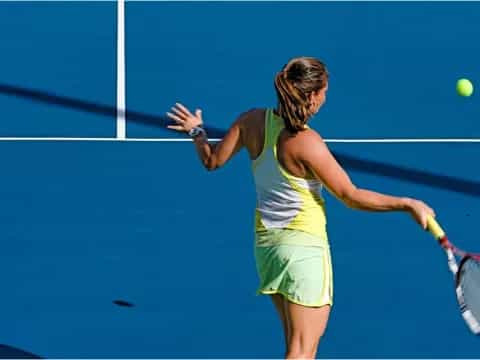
[188,126,206,139]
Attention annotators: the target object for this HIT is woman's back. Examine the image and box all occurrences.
[242,108,316,179]
[245,109,328,242]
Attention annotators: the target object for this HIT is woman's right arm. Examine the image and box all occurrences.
[299,130,435,228]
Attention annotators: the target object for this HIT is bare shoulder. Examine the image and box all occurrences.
[294,128,329,158]
[235,108,267,159]
[235,108,266,127]
[297,128,326,147]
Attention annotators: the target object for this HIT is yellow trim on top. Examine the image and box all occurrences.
[253,108,328,239]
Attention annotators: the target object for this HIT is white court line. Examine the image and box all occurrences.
[0,137,480,143]
[0,137,221,142]
[116,0,126,140]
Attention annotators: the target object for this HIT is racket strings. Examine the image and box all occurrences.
[457,257,480,334]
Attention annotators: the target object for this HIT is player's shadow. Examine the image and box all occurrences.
[0,83,226,138]
[332,152,480,197]
[1,82,480,197]
[0,344,42,359]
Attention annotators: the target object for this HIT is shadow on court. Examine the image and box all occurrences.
[0,344,41,359]
[334,152,480,197]
[0,83,226,138]
[1,82,479,197]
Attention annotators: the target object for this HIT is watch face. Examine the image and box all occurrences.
[190,127,204,138]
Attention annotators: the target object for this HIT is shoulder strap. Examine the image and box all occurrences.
[265,109,284,147]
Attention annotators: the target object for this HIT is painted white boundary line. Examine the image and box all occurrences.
[0,0,478,3]
[0,137,480,143]
[116,0,126,140]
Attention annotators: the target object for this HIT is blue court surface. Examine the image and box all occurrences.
[0,1,479,358]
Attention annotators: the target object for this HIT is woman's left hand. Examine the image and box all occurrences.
[166,103,203,133]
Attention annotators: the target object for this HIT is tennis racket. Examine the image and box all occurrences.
[427,216,480,334]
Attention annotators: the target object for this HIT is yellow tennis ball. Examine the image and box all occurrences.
[456,78,474,97]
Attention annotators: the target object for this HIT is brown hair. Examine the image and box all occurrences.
[274,57,329,133]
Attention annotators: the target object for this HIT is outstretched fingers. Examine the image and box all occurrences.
[174,102,194,118]
[167,125,185,131]
[166,111,185,124]
[166,102,202,132]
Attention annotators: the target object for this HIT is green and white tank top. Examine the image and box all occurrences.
[252,109,328,243]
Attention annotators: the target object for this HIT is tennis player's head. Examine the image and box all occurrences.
[274,57,329,133]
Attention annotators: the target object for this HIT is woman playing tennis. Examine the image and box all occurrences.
[166,57,435,359]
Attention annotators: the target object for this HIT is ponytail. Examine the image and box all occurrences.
[273,57,328,134]
[274,71,310,133]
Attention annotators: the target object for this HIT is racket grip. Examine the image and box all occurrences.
[426,216,445,239]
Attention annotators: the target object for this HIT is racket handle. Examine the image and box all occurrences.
[426,216,446,240]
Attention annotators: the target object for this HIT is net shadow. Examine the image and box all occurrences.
[1,82,479,197]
